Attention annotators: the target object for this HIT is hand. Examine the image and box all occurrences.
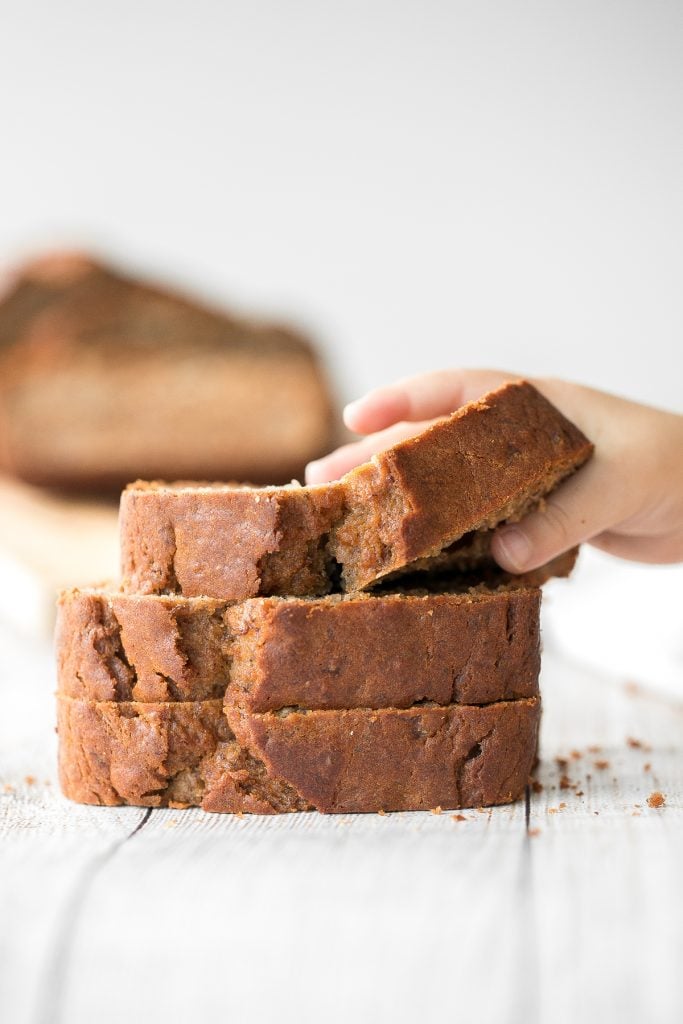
[305,369,683,571]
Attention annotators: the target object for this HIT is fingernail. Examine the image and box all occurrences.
[343,399,364,426]
[495,526,532,572]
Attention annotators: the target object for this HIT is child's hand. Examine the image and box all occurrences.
[305,369,683,571]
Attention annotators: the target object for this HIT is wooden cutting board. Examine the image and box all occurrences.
[0,475,119,638]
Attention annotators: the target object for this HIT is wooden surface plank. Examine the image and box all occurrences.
[1,614,682,1024]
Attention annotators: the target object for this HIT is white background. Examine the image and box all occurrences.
[0,0,681,685]
[0,0,681,410]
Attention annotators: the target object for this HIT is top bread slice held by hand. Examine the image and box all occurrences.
[120,380,593,600]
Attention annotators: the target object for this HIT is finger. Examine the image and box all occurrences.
[305,420,435,484]
[490,455,631,573]
[343,368,516,434]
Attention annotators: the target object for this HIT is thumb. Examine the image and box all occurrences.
[490,458,625,573]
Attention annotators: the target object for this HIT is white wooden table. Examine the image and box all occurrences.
[2,559,682,1024]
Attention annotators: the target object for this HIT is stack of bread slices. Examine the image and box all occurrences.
[55,381,593,814]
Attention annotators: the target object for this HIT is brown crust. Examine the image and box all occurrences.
[56,585,540,708]
[334,381,593,588]
[226,588,540,711]
[120,381,593,599]
[0,252,336,489]
[226,698,541,813]
[57,695,540,814]
[56,697,310,813]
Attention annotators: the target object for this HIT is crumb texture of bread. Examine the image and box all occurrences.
[56,586,541,708]
[56,697,311,813]
[0,253,336,488]
[119,381,593,599]
[56,588,233,702]
[119,482,345,599]
[226,698,541,813]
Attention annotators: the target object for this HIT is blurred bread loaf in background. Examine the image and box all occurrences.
[0,250,337,491]
[0,249,338,637]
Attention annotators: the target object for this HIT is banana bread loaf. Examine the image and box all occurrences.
[56,584,541,707]
[120,380,593,599]
[0,251,336,489]
[57,694,540,813]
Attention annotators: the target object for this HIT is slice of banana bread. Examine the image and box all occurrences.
[120,380,592,599]
[56,584,540,707]
[57,694,540,813]
[0,251,336,489]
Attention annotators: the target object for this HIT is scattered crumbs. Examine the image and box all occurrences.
[431,806,443,816]
[575,790,584,797]
[647,791,666,809]
[643,763,652,773]
[451,814,467,822]
[3,784,15,794]
[24,775,36,786]
[377,809,387,817]
[528,828,541,837]
[627,737,643,749]
[531,779,544,794]
[163,819,178,829]
[633,804,641,809]
[594,760,610,771]
[587,745,602,754]
[548,807,558,815]
[632,811,641,817]
[555,757,569,770]
[570,750,582,761]
[594,811,600,815]
[559,775,573,791]
[477,808,488,814]
[558,802,567,810]
[235,811,244,819]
